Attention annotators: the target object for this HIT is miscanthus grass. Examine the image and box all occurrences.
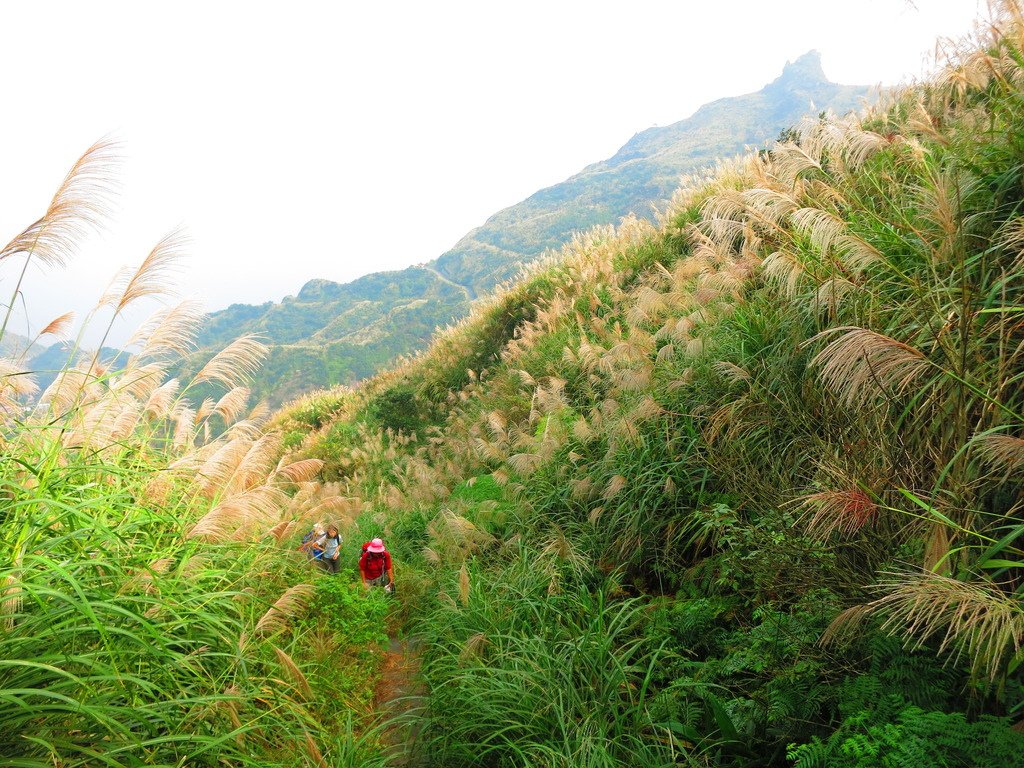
[269,2,1024,762]
[0,143,383,767]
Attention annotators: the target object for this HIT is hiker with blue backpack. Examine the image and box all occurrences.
[317,523,343,574]
[299,522,325,560]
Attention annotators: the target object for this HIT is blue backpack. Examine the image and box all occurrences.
[300,529,326,559]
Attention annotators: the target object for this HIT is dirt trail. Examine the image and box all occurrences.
[421,266,477,300]
[374,635,426,765]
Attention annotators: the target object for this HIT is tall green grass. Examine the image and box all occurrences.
[0,144,392,766]
[419,553,687,767]
[0,430,312,765]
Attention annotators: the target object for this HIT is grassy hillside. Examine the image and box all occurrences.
[186,267,472,404]
[273,7,1024,765]
[9,4,1024,766]
[191,52,871,406]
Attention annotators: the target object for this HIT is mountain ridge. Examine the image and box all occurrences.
[190,52,873,404]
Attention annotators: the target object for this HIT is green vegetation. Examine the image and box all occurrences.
[11,5,1024,766]
[275,7,1024,765]
[0,146,392,766]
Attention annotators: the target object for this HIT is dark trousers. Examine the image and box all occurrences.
[319,556,340,574]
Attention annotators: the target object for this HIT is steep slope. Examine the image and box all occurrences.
[196,52,871,404]
[431,51,869,291]
[271,12,1024,764]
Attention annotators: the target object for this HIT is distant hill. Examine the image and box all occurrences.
[431,51,870,292]
[1,331,123,395]
[27,341,124,392]
[191,51,873,405]
[189,267,472,404]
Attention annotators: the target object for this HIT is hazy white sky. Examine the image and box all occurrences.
[0,0,984,345]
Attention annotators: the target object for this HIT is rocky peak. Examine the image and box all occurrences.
[766,50,830,90]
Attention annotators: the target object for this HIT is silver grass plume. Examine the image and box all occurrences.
[811,327,933,410]
[0,139,119,269]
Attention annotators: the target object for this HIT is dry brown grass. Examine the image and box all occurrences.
[272,646,313,700]
[100,229,187,313]
[801,487,879,540]
[193,335,268,390]
[864,571,1023,682]
[975,433,1024,476]
[254,584,315,637]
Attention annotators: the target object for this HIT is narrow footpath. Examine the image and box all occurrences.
[421,266,477,300]
[373,634,426,766]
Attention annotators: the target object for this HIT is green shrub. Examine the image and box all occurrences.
[648,595,738,660]
[287,390,348,429]
[368,383,431,435]
[302,577,389,651]
[316,421,362,478]
[450,474,504,504]
[282,429,306,449]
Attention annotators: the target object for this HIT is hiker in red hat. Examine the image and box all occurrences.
[359,537,395,592]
